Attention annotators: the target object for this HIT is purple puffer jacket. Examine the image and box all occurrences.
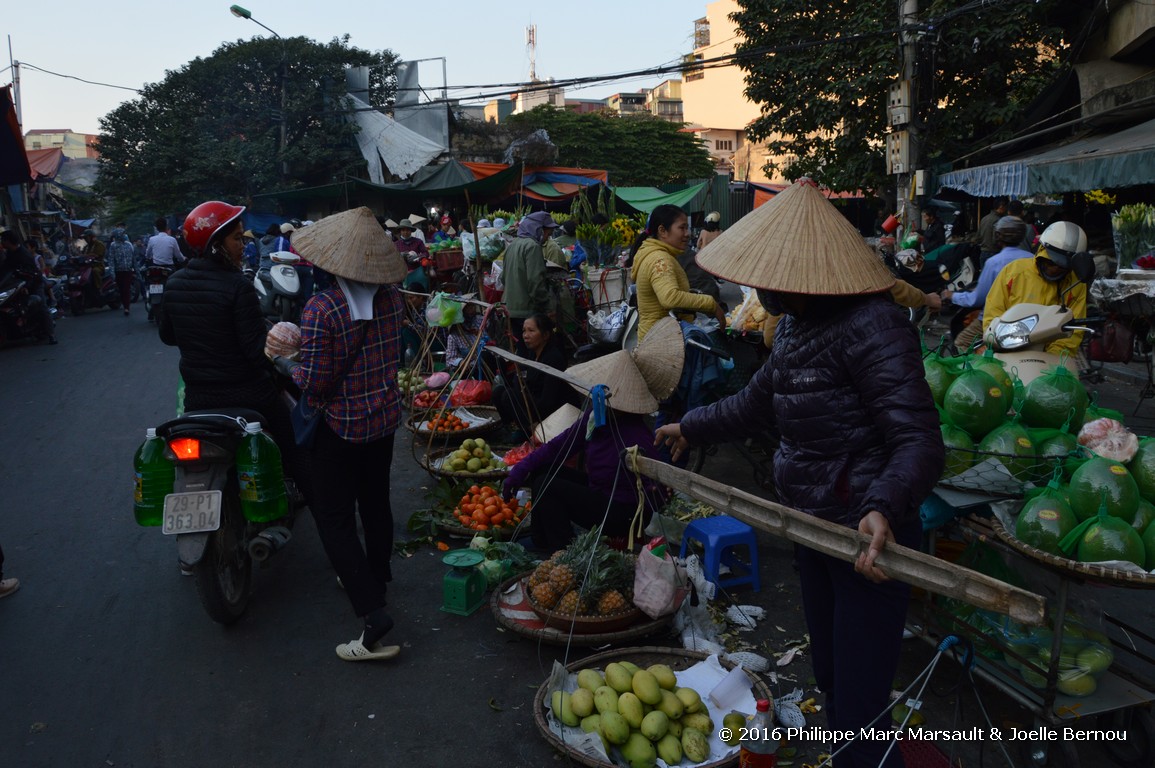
[681,293,944,528]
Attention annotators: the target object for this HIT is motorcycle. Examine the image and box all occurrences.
[983,252,1098,384]
[150,408,303,624]
[254,251,306,322]
[883,241,980,328]
[142,264,173,323]
[0,276,38,346]
[61,256,120,315]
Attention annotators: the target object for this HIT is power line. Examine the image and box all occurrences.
[17,62,142,94]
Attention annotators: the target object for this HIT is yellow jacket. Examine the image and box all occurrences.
[630,238,717,341]
[982,258,1086,356]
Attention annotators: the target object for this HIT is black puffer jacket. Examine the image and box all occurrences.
[159,258,273,404]
[681,293,944,528]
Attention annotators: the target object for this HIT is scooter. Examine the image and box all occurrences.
[142,264,173,323]
[151,409,303,625]
[63,257,120,315]
[254,251,305,322]
[983,253,1098,385]
[0,276,38,346]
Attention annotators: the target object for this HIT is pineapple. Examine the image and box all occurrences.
[597,589,628,616]
[527,561,553,589]
[548,563,577,595]
[531,581,560,609]
[555,589,588,616]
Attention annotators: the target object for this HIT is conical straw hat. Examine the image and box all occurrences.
[695,179,895,295]
[533,403,583,444]
[631,316,684,400]
[567,351,658,415]
[291,207,407,284]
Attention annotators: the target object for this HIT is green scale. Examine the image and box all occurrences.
[440,549,487,616]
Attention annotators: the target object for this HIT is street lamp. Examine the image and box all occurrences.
[229,4,288,178]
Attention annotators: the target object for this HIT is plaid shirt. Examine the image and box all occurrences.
[292,285,403,443]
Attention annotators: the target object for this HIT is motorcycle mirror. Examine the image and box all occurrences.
[1071,251,1096,285]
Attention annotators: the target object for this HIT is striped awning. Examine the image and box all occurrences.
[936,161,1030,197]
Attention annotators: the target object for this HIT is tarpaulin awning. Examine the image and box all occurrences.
[26,148,65,180]
[937,117,1155,197]
[0,86,31,187]
[252,163,524,207]
[463,162,608,202]
[347,94,445,182]
[612,183,708,213]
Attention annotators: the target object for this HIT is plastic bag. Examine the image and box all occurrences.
[501,440,536,467]
[587,302,629,345]
[425,292,462,328]
[449,379,492,406]
[1078,417,1139,462]
[633,538,688,619]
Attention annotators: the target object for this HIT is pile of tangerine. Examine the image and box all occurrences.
[427,412,468,432]
[453,484,528,531]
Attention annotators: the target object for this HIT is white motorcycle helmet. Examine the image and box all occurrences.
[1036,221,1087,282]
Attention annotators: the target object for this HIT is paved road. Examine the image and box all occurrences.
[3,302,1155,768]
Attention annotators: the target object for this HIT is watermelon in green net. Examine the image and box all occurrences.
[942,423,976,478]
[1075,512,1146,567]
[1129,437,1155,504]
[978,422,1037,482]
[1068,456,1141,522]
[1132,499,1155,536]
[1019,365,1089,430]
[1143,524,1155,570]
[943,367,1008,441]
[1016,487,1077,555]
[924,356,958,408]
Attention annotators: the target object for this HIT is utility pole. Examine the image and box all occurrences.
[889,0,921,240]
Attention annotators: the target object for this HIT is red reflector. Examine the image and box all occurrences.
[169,438,201,461]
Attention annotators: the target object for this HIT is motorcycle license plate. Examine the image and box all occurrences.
[149,284,164,294]
[161,491,222,535]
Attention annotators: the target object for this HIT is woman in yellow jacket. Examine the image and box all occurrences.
[629,204,726,341]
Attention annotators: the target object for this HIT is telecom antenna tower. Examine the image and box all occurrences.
[526,25,537,81]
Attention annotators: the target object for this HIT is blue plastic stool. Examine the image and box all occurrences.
[679,515,761,593]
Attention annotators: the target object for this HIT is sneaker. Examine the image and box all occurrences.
[0,577,20,598]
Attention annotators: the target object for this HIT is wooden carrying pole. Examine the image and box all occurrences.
[626,451,1046,626]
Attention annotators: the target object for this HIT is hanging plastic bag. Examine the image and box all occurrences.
[633,537,688,619]
[425,292,462,328]
[587,302,629,345]
[449,379,493,406]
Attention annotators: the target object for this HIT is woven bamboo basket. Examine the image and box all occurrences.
[533,646,772,768]
[433,511,529,541]
[490,576,675,647]
[982,515,1155,588]
[418,446,512,481]
[405,406,501,438]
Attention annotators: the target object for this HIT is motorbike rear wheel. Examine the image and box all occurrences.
[194,491,252,625]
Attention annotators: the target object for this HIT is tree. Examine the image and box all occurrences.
[97,36,397,217]
[504,106,715,186]
[731,0,1068,193]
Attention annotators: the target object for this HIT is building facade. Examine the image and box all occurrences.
[24,129,99,159]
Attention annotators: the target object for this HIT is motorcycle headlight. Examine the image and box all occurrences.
[992,315,1038,349]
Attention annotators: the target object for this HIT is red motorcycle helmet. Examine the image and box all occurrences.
[183,201,245,253]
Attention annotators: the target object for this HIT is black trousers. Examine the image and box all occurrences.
[308,422,395,617]
[526,466,644,553]
[795,519,921,768]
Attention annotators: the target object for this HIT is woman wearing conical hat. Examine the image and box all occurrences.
[656,180,945,768]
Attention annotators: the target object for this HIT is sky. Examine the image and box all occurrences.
[4,0,714,136]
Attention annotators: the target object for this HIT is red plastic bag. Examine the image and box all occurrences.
[450,379,492,406]
[501,440,536,467]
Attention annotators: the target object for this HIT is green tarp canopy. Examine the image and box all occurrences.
[1028,117,1155,193]
[253,161,523,206]
[612,182,709,213]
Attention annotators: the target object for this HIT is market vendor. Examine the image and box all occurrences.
[630,204,726,341]
[444,300,484,369]
[395,219,430,291]
[503,318,682,552]
[656,179,944,768]
[493,312,573,436]
[503,211,557,337]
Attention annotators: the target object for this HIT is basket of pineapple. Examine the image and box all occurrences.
[525,530,645,634]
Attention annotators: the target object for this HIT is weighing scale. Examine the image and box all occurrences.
[441,549,487,616]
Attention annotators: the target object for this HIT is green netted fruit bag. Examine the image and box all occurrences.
[1128,437,1155,504]
[971,348,1015,404]
[924,355,959,408]
[941,423,976,478]
[978,421,1037,482]
[1016,480,1078,556]
[1068,456,1141,522]
[1132,499,1155,536]
[1060,499,1147,567]
[943,366,1008,441]
[1019,365,1089,430]
[1143,524,1155,570]
[1082,397,1125,430]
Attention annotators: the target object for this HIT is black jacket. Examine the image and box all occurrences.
[681,293,944,527]
[159,258,274,403]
